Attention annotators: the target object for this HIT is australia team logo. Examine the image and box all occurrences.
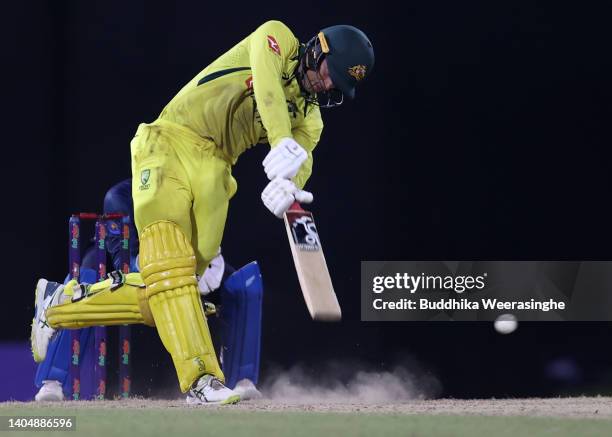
[139,169,151,191]
[348,65,367,81]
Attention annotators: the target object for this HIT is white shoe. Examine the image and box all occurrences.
[186,375,240,405]
[233,379,262,400]
[31,279,63,362]
[34,380,64,402]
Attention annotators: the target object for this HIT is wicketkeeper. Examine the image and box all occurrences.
[32,21,374,404]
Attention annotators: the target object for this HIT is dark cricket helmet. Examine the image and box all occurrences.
[301,24,375,107]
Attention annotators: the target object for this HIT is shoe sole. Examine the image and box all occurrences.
[31,319,43,363]
[31,279,52,363]
[186,394,241,405]
[220,395,241,405]
[31,279,46,362]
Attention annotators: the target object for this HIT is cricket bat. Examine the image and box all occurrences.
[283,202,341,321]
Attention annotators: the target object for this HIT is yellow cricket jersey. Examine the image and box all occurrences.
[156,20,323,189]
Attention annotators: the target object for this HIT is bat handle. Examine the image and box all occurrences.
[289,201,304,211]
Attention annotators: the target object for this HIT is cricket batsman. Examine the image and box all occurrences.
[31,21,374,404]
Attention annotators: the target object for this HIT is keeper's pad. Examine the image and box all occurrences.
[220,261,263,389]
[139,220,223,392]
[46,272,149,328]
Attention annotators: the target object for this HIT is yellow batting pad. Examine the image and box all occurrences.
[46,273,147,328]
[139,221,198,297]
[140,221,223,392]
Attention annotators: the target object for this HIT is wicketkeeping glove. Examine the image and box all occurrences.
[263,138,308,180]
[261,177,313,218]
[197,250,225,296]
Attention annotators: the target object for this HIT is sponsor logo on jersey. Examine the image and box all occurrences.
[245,75,253,89]
[139,169,151,191]
[348,64,367,81]
[267,35,281,55]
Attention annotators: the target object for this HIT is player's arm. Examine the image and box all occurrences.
[290,106,323,190]
[249,21,297,147]
[251,21,309,181]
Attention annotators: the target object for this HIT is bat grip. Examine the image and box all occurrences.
[289,201,304,211]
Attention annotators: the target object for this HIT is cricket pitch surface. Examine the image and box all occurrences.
[2,397,612,436]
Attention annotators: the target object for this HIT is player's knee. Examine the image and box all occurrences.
[139,221,198,298]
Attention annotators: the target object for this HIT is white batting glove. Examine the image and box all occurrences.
[197,251,225,296]
[263,138,308,180]
[261,177,313,218]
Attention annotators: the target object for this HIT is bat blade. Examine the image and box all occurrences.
[284,203,341,321]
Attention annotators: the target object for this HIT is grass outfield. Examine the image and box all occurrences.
[1,403,612,437]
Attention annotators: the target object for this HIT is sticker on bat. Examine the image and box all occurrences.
[289,213,321,251]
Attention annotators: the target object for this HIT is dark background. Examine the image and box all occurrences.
[3,1,612,398]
